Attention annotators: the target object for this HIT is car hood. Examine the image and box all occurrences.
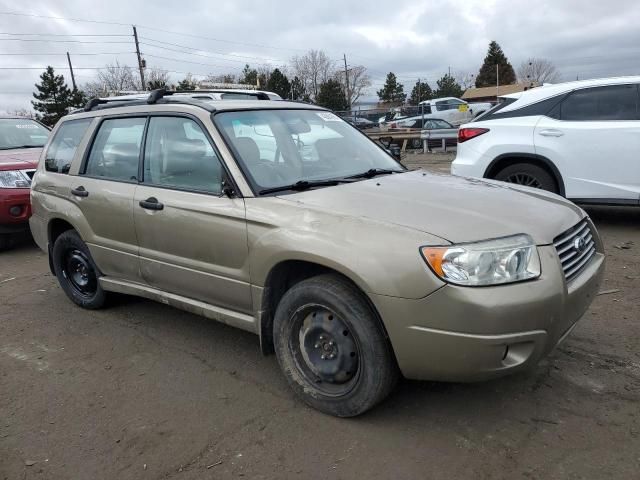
[277,170,584,245]
[0,147,41,170]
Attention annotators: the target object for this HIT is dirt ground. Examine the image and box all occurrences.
[1,156,639,479]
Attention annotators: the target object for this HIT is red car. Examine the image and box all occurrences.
[0,116,50,250]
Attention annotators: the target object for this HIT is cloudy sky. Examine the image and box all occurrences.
[1,0,640,112]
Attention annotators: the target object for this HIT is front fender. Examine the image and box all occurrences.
[245,198,446,299]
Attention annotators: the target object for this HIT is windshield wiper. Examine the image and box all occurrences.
[345,168,403,180]
[259,179,350,195]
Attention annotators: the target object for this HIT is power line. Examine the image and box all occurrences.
[0,10,308,53]
[0,32,130,37]
[0,52,134,55]
[0,38,132,44]
[140,36,286,63]
[142,53,246,71]
[0,10,132,27]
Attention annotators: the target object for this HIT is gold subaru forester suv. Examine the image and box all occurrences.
[30,91,605,416]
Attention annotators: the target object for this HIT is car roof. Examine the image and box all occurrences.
[63,97,324,121]
[104,89,280,100]
[500,75,640,111]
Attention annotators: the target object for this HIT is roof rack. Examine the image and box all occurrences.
[78,89,217,114]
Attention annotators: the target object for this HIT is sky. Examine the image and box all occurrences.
[1,0,640,112]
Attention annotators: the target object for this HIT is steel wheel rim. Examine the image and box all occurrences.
[289,304,361,397]
[504,172,542,188]
[62,249,96,298]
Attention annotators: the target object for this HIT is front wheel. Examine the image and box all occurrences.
[52,230,107,309]
[494,163,559,194]
[273,274,398,417]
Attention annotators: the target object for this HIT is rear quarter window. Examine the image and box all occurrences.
[44,118,92,173]
[556,84,639,121]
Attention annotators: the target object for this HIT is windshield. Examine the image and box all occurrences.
[426,119,453,129]
[0,118,49,150]
[215,109,403,193]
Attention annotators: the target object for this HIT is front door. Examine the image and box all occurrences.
[71,116,146,282]
[534,83,640,201]
[133,115,252,313]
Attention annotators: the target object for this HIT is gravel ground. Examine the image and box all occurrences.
[1,157,638,479]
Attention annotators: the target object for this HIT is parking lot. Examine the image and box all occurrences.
[1,156,639,480]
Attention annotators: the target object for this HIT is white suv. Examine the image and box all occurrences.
[451,76,640,205]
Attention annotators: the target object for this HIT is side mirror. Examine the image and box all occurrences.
[222,179,235,198]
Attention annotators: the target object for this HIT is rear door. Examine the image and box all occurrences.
[534,84,640,202]
[133,115,251,313]
[72,116,145,282]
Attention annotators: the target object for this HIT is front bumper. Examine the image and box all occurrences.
[372,245,605,382]
[0,187,32,233]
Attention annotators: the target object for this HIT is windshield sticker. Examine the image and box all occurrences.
[16,124,38,129]
[316,112,343,122]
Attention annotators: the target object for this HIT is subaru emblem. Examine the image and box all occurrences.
[573,237,586,252]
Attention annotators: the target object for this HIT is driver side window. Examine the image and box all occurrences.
[143,116,223,194]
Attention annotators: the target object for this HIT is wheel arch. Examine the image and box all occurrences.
[47,218,79,275]
[484,153,565,197]
[258,259,391,357]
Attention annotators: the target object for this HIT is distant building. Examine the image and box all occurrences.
[462,83,539,103]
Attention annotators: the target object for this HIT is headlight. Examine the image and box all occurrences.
[0,170,31,188]
[421,234,540,286]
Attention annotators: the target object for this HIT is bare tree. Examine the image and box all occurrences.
[517,58,560,84]
[291,50,334,100]
[455,71,476,90]
[335,65,371,107]
[6,108,35,118]
[146,67,171,90]
[80,61,140,98]
[205,73,238,84]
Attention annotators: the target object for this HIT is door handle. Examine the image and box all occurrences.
[538,129,564,137]
[71,186,89,197]
[139,197,164,211]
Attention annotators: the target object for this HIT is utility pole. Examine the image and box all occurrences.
[448,66,451,77]
[343,53,350,110]
[133,25,145,90]
[496,63,499,98]
[66,52,76,90]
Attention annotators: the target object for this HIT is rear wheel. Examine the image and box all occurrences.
[494,162,558,194]
[52,230,107,309]
[273,274,398,417]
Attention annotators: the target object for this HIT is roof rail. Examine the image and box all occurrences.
[84,98,108,111]
[147,88,174,104]
[75,93,218,115]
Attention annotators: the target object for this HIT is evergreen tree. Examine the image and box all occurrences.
[377,72,406,103]
[266,68,291,99]
[434,74,464,98]
[69,88,87,109]
[408,80,433,105]
[31,66,75,126]
[240,64,258,86]
[176,74,198,91]
[316,79,348,111]
[475,41,516,87]
[290,76,306,101]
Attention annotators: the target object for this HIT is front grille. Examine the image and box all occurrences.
[553,219,596,281]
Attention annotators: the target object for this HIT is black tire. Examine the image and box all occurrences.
[494,163,559,194]
[273,274,398,417]
[0,234,16,252]
[52,230,107,309]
